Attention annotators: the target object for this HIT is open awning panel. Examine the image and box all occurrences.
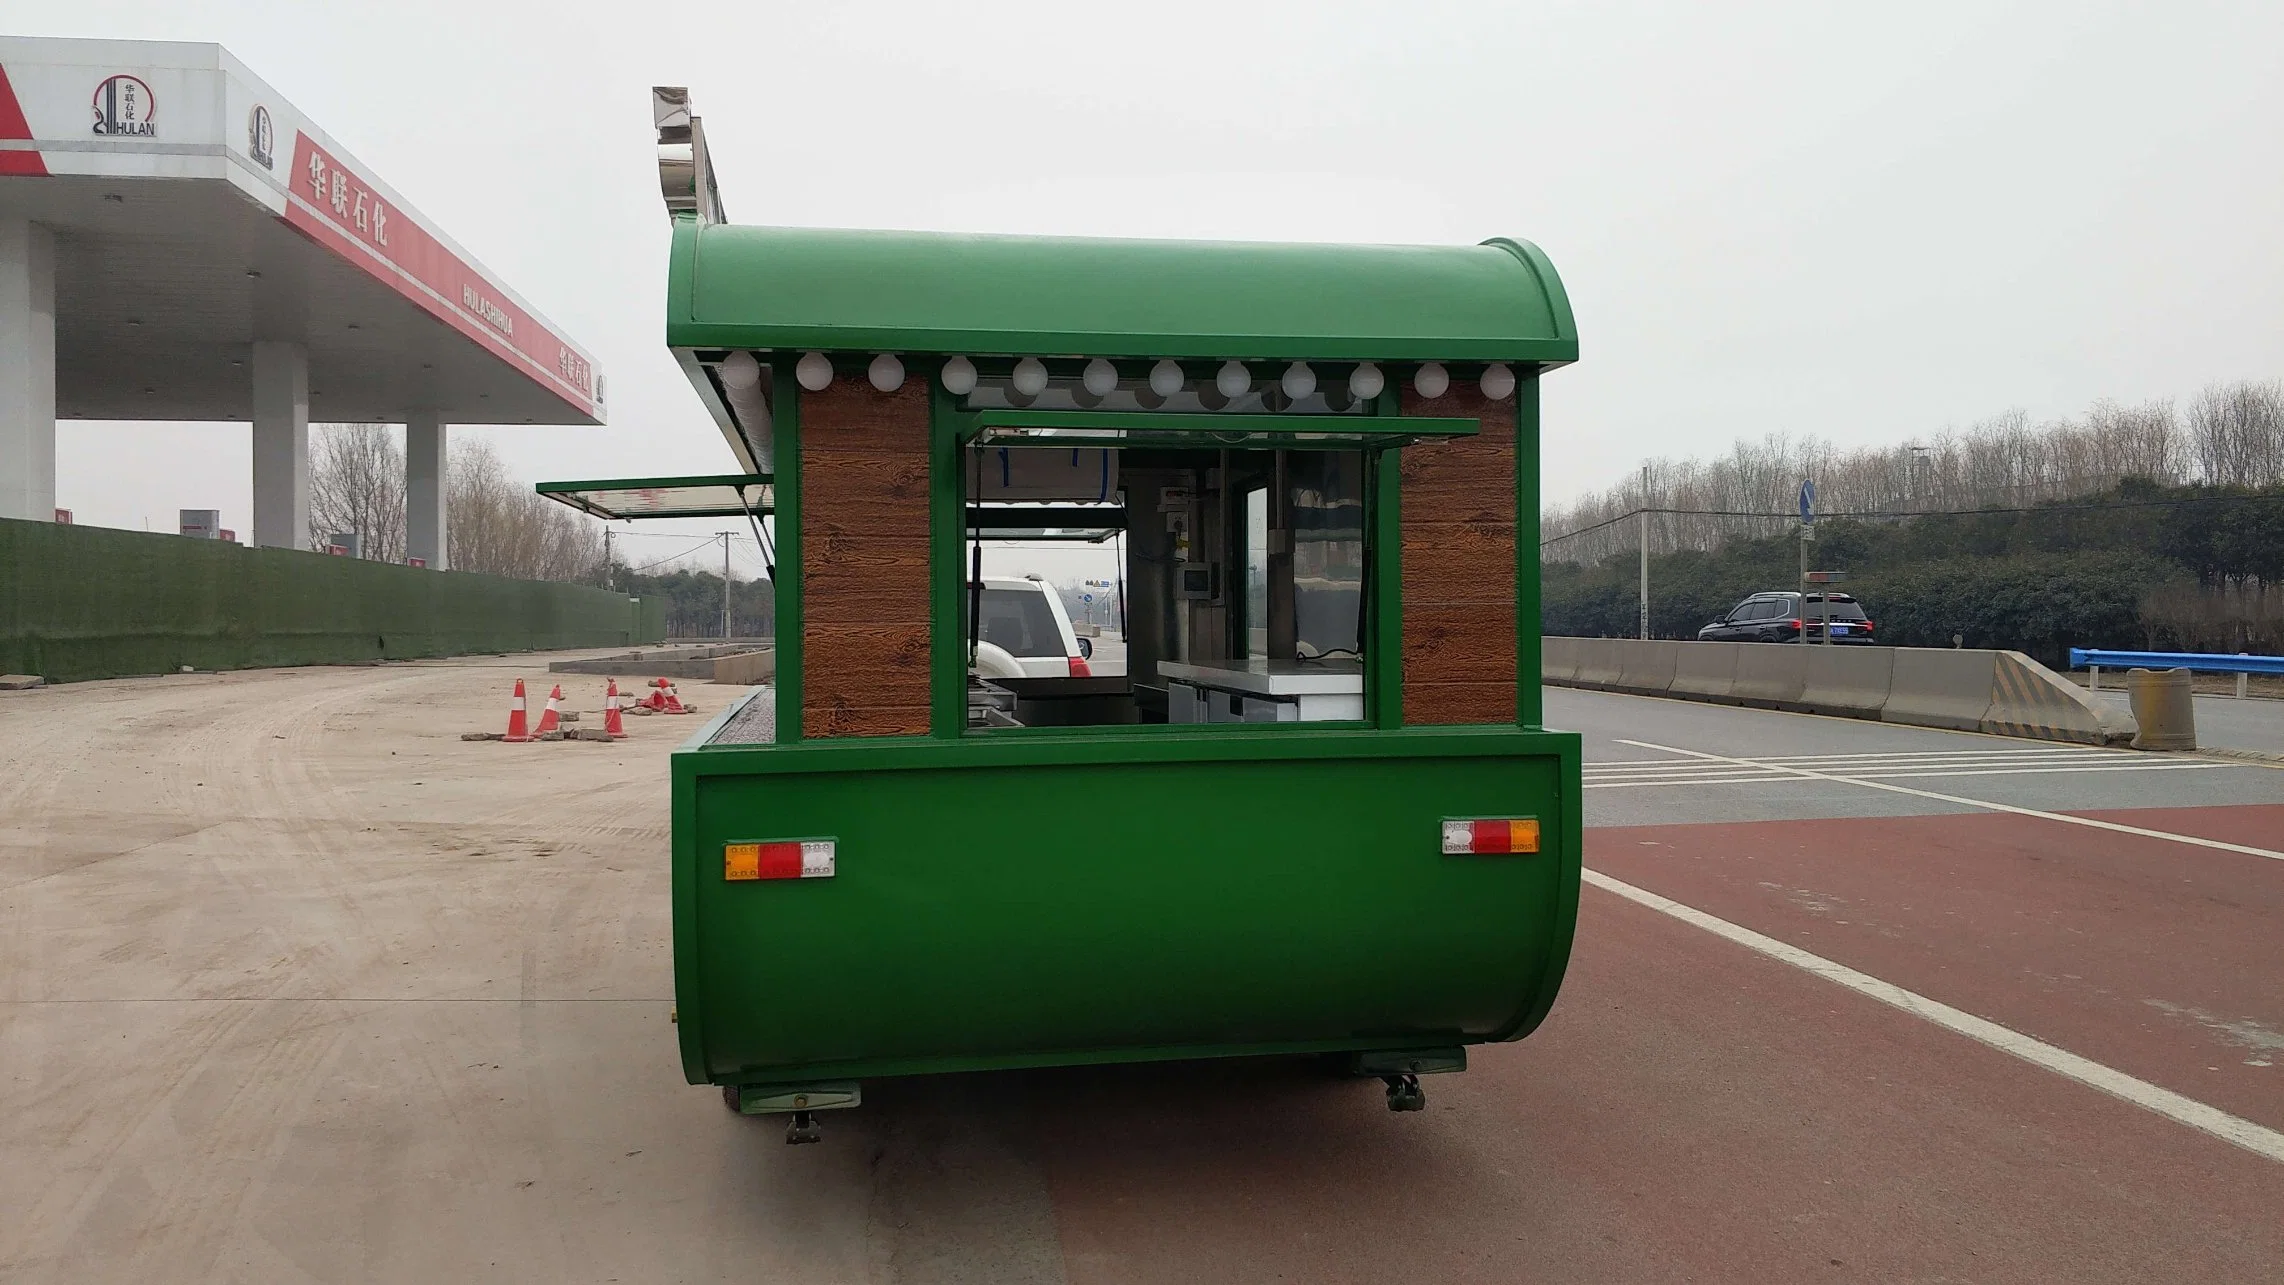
[536,473,773,520]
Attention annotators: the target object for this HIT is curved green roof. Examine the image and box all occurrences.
[666,220,1576,365]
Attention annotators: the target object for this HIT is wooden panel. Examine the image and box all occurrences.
[1399,386,1516,725]
[1406,680,1522,727]
[801,379,932,737]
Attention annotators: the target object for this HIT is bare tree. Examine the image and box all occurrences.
[446,438,603,581]
[308,423,407,561]
[2188,380,2284,487]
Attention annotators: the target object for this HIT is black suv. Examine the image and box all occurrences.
[1697,592,1874,644]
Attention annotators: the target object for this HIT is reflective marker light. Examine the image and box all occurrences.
[1012,357,1050,397]
[1348,361,1385,400]
[1280,361,1316,400]
[724,839,837,880]
[1479,361,1516,400]
[1413,361,1450,399]
[1440,818,1540,856]
[1149,359,1185,397]
[1215,360,1251,399]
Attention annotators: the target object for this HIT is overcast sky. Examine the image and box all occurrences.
[32,0,2284,580]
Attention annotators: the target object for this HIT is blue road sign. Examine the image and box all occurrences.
[1082,593,1094,603]
[1798,478,1816,524]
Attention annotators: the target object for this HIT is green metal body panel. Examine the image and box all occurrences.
[673,716,1582,1088]
[665,222,1578,365]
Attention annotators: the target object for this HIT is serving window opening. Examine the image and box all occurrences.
[963,441,1369,731]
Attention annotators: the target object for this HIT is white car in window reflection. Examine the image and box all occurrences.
[971,576,1093,678]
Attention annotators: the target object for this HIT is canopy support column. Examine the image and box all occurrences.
[405,411,448,569]
[250,341,309,550]
[0,220,56,523]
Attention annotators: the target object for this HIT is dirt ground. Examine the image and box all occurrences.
[0,654,735,1282]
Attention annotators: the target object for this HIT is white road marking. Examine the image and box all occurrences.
[1615,739,2284,863]
[1584,762,2237,790]
[1583,868,2284,1165]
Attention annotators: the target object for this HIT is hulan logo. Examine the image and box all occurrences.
[247,104,274,169]
[92,74,156,137]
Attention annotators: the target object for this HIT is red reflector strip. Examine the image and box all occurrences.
[1442,818,1541,856]
[725,839,837,881]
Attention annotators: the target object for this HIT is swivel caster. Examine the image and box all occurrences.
[1383,1073,1426,1112]
[785,1110,821,1145]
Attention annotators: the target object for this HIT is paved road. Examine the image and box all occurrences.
[5,669,2281,1282]
[2084,686,2284,756]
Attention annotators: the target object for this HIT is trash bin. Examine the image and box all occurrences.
[2126,667,2196,751]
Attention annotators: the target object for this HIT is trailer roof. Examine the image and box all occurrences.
[666,223,1577,365]
[536,474,772,520]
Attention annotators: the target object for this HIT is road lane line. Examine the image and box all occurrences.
[1584,762,2237,789]
[1582,868,2284,1164]
[1616,739,2284,863]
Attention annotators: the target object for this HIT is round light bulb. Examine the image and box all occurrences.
[1348,361,1385,400]
[1413,361,1450,399]
[1149,359,1185,397]
[1082,358,1118,397]
[1280,361,1316,401]
[717,350,761,390]
[1011,357,1049,397]
[795,351,833,392]
[1215,360,1251,400]
[940,355,978,395]
[1479,362,1516,400]
[868,353,905,393]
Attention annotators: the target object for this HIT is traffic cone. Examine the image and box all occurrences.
[643,679,669,711]
[661,682,690,714]
[533,684,565,736]
[602,679,628,739]
[501,679,535,742]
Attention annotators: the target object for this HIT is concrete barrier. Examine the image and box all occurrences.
[1794,645,1892,717]
[1669,641,1742,702]
[711,648,777,685]
[1880,649,1999,731]
[1733,642,1813,709]
[1985,650,2132,745]
[1541,636,1583,685]
[1613,639,1680,696]
[1572,638,1625,689]
[1542,637,2135,745]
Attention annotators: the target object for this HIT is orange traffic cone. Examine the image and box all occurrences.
[502,679,535,742]
[658,682,686,714]
[643,678,669,711]
[533,684,565,736]
[602,679,628,739]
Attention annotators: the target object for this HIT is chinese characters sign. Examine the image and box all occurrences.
[283,131,600,418]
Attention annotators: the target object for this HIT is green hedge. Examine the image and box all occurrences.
[0,518,664,683]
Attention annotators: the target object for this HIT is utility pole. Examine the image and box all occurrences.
[1637,464,1651,640]
[603,527,613,589]
[720,532,732,639]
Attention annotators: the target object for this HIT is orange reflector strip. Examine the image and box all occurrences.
[724,843,761,880]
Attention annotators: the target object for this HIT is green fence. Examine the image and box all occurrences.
[0,518,666,683]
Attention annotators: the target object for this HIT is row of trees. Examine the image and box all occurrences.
[1543,380,2284,565]
[1543,480,2284,664]
[308,423,601,580]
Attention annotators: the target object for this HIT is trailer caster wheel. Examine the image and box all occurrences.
[1383,1073,1426,1112]
[785,1110,821,1145]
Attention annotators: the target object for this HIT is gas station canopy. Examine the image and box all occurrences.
[0,37,605,426]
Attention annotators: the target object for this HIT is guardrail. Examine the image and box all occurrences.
[2068,648,2282,699]
[1548,639,2136,745]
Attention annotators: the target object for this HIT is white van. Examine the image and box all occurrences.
[971,577,1092,678]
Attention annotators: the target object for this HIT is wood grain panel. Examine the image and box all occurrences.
[1399,385,1516,725]
[1406,680,1522,727]
[800,379,933,736]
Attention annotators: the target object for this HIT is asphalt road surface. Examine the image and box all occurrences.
[4,666,2280,1282]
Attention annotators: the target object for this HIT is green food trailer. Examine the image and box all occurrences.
[544,90,1583,1143]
